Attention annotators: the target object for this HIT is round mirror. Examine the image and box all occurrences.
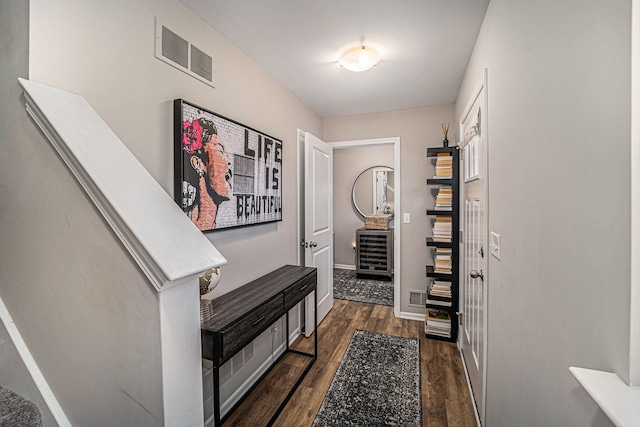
[352,166,394,218]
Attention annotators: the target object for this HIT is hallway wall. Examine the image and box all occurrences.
[455,0,631,425]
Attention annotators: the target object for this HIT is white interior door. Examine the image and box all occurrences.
[459,70,488,424]
[303,132,333,336]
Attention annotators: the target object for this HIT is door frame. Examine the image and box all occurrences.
[457,68,489,426]
[329,137,401,318]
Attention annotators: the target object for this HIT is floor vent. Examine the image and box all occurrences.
[155,18,215,88]
[409,290,427,308]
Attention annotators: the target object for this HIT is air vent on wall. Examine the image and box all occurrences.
[191,45,213,82]
[409,290,427,308]
[161,25,188,68]
[155,18,215,88]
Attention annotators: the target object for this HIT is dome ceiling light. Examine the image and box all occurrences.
[338,45,381,72]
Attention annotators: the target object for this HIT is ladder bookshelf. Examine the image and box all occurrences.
[425,147,459,342]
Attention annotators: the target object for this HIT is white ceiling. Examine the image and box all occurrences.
[177,0,489,118]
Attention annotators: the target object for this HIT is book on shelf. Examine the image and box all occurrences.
[433,155,453,179]
[435,247,452,253]
[426,298,452,307]
[435,201,453,211]
[434,246,452,273]
[429,280,452,298]
[434,218,452,226]
[433,216,452,239]
[425,308,452,337]
[433,237,452,243]
[434,186,453,208]
[425,326,451,338]
[433,224,452,230]
[435,157,453,165]
[433,229,452,236]
[427,309,450,321]
[434,172,453,178]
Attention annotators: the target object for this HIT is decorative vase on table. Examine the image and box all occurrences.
[199,267,221,322]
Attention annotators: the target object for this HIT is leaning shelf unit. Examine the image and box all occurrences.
[425,146,459,342]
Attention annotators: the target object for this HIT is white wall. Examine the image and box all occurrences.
[455,0,631,425]
[324,105,455,315]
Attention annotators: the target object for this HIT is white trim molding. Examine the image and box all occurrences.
[570,368,640,426]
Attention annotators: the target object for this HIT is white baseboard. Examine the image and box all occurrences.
[397,310,426,322]
[220,339,286,416]
[0,296,70,426]
[289,327,301,346]
[220,325,302,417]
[334,264,355,270]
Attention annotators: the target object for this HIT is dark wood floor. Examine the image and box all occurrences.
[224,270,477,427]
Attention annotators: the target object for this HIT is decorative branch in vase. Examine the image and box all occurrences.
[441,122,450,147]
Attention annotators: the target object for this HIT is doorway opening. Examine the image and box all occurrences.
[330,137,401,317]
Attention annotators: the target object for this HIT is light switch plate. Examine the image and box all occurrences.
[403,213,410,224]
[490,231,501,260]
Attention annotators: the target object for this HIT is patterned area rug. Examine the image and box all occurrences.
[333,273,394,306]
[313,330,422,426]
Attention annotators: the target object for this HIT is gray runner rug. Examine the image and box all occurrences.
[312,330,422,426]
[333,273,394,306]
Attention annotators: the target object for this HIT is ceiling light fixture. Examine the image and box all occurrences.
[339,45,381,72]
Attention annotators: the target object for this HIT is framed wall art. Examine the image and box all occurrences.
[174,99,282,232]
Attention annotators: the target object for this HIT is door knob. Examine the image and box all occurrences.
[470,269,484,280]
[310,242,318,248]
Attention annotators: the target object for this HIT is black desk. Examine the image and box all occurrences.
[201,265,317,426]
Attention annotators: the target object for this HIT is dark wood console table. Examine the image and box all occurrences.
[201,265,317,426]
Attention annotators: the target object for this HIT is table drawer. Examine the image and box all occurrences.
[220,295,284,362]
[283,273,316,310]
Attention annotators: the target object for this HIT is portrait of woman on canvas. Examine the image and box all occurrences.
[181,118,233,231]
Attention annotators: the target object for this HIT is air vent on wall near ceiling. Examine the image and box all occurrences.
[155,18,215,88]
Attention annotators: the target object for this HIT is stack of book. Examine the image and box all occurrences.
[429,280,452,298]
[425,308,451,337]
[433,216,452,243]
[434,186,452,211]
[427,279,452,307]
[434,153,453,178]
[434,247,452,274]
